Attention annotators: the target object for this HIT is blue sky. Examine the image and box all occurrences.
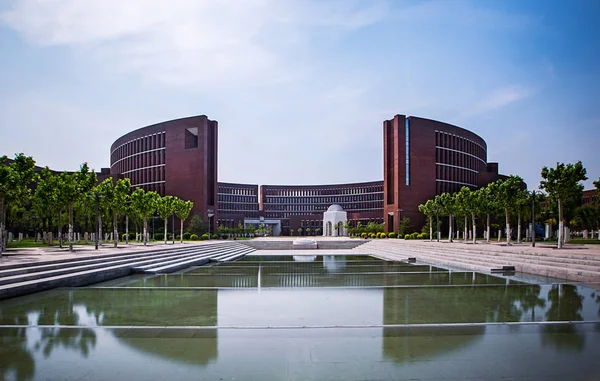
[0,0,598,190]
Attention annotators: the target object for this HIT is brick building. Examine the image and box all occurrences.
[108,114,508,235]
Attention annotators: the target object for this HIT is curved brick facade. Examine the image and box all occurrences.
[383,115,500,232]
[111,114,500,235]
[110,115,218,229]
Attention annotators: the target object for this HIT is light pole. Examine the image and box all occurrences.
[531,190,536,247]
[207,209,214,240]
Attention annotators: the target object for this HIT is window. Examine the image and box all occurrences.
[405,118,410,185]
[185,127,199,149]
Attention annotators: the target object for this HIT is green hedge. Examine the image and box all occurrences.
[212,234,219,240]
[190,234,199,241]
[201,233,209,241]
[388,232,397,238]
[183,232,191,240]
[154,233,164,240]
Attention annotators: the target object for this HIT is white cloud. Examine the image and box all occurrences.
[1,0,388,87]
[460,85,534,119]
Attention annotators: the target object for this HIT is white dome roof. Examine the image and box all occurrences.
[327,204,344,212]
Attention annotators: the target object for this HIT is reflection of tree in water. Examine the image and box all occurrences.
[382,284,550,362]
[542,284,585,353]
[0,292,98,381]
[516,285,546,321]
[0,327,35,381]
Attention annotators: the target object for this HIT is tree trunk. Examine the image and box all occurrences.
[68,203,74,252]
[180,218,184,244]
[0,197,3,256]
[113,208,118,248]
[517,212,522,244]
[472,212,477,244]
[448,214,453,243]
[125,215,129,244]
[164,218,168,245]
[143,216,148,246]
[464,215,468,243]
[429,215,433,242]
[58,211,63,249]
[505,208,511,245]
[558,200,564,249]
[99,215,103,245]
[486,214,491,243]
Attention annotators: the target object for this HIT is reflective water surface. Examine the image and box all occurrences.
[1,254,600,380]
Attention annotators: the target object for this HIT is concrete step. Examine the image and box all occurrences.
[0,246,203,278]
[212,248,256,262]
[0,247,212,286]
[359,244,600,283]
[364,242,600,273]
[133,243,255,273]
[141,253,215,274]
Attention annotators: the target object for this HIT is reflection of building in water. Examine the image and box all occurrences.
[322,255,347,273]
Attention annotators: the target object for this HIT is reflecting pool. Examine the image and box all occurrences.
[1,254,600,380]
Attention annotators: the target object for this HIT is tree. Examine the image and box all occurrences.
[306,227,311,236]
[438,193,456,242]
[479,182,498,243]
[514,189,531,244]
[540,162,588,248]
[315,227,321,236]
[0,153,37,255]
[156,195,177,244]
[62,164,96,251]
[33,167,60,246]
[174,199,194,243]
[96,177,130,248]
[187,214,206,236]
[418,199,436,242]
[297,227,303,236]
[492,176,524,245]
[456,187,479,244]
[130,188,159,245]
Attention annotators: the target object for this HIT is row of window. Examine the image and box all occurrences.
[217,195,258,203]
[112,148,166,177]
[217,187,258,196]
[436,180,476,195]
[262,186,383,197]
[435,130,486,162]
[264,194,383,204]
[218,203,259,211]
[111,131,166,165]
[436,164,478,188]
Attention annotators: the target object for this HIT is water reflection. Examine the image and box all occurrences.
[0,257,599,380]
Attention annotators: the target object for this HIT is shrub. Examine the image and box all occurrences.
[190,234,199,241]
[388,232,397,238]
[201,233,209,241]
[167,233,173,240]
[212,234,219,240]
[121,233,127,241]
[362,233,368,239]
[221,234,228,240]
[410,232,419,239]
[154,233,164,241]
[128,232,135,240]
[417,233,426,239]
[369,233,376,238]
[183,232,191,240]
[380,232,387,238]
[404,234,411,240]
[176,235,180,240]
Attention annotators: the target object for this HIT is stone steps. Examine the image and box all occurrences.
[0,242,255,300]
[373,243,600,273]
[356,241,600,283]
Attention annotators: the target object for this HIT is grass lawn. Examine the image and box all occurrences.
[567,239,600,245]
